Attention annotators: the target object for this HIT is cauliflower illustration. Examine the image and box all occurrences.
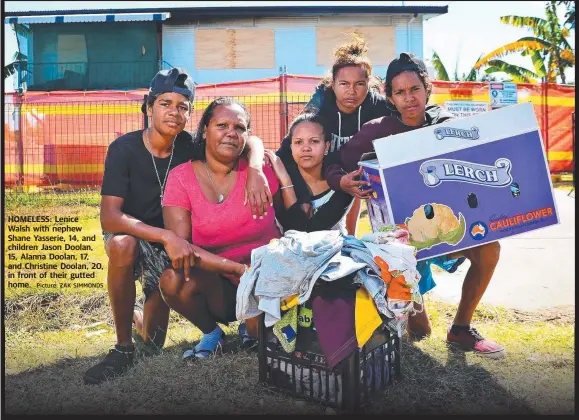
[405,203,466,251]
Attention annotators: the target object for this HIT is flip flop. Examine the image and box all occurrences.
[182,337,225,361]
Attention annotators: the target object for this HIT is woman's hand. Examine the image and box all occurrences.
[161,231,200,281]
[339,167,374,199]
[301,202,313,219]
[245,167,273,219]
[245,135,273,219]
[266,150,297,212]
[222,263,246,286]
[264,150,292,186]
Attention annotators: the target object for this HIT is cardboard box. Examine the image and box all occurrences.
[359,102,559,261]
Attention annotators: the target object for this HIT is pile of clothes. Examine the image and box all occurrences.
[237,226,422,369]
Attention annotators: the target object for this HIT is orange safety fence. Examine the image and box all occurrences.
[3,75,574,191]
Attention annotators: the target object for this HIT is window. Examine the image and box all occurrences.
[195,28,275,69]
[57,34,88,80]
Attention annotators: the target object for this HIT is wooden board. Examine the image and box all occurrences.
[234,28,275,69]
[195,28,275,69]
[316,26,396,67]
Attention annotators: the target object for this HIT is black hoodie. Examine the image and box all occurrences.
[325,104,456,191]
[276,83,392,199]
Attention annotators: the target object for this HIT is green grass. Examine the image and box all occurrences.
[5,190,101,209]
[3,292,574,415]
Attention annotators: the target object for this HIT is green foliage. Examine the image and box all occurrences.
[475,1,575,83]
[558,0,575,28]
[484,59,543,83]
[431,51,484,81]
[4,24,29,81]
[432,51,450,81]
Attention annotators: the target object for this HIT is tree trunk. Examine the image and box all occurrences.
[558,65,567,83]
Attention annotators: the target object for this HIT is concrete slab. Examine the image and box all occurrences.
[428,188,575,311]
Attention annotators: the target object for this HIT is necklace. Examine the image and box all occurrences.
[145,129,175,200]
[204,160,233,204]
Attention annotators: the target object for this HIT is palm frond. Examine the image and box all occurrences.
[517,36,552,49]
[529,50,547,77]
[483,70,527,84]
[499,15,549,38]
[558,0,575,28]
[12,51,27,62]
[464,54,483,81]
[561,36,573,52]
[484,59,539,83]
[431,51,450,81]
[4,62,20,79]
[560,49,575,65]
[11,23,31,37]
[561,27,570,37]
[474,39,551,69]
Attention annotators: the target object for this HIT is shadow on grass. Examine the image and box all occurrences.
[4,329,329,415]
[364,339,536,415]
[4,331,539,415]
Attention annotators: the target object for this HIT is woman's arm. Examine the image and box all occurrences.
[275,200,311,232]
[304,191,354,232]
[163,206,246,280]
[276,189,354,233]
[324,152,348,192]
[245,135,273,218]
[266,149,312,232]
[264,149,297,209]
[324,122,380,198]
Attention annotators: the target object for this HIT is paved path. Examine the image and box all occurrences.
[429,188,575,311]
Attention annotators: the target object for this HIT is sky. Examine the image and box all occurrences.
[3,1,575,91]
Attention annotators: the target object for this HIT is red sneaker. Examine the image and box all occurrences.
[447,325,505,358]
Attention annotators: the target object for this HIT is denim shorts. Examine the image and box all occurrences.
[416,255,467,295]
[103,233,172,300]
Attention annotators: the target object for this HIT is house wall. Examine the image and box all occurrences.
[29,22,158,90]
[162,14,424,84]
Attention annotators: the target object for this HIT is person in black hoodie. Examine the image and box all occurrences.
[326,53,504,358]
[276,36,392,235]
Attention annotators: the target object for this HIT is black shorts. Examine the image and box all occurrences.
[219,276,238,324]
[165,268,238,324]
[103,233,172,301]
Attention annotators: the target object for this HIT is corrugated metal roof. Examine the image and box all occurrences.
[4,12,170,25]
[4,5,448,19]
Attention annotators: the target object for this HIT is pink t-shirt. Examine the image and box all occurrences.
[162,157,281,265]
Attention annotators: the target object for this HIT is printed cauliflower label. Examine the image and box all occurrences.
[404,203,466,251]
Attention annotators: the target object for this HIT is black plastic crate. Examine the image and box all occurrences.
[257,312,401,412]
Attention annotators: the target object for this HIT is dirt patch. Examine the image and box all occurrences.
[508,306,575,325]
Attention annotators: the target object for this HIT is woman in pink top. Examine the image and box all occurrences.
[159,97,296,360]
